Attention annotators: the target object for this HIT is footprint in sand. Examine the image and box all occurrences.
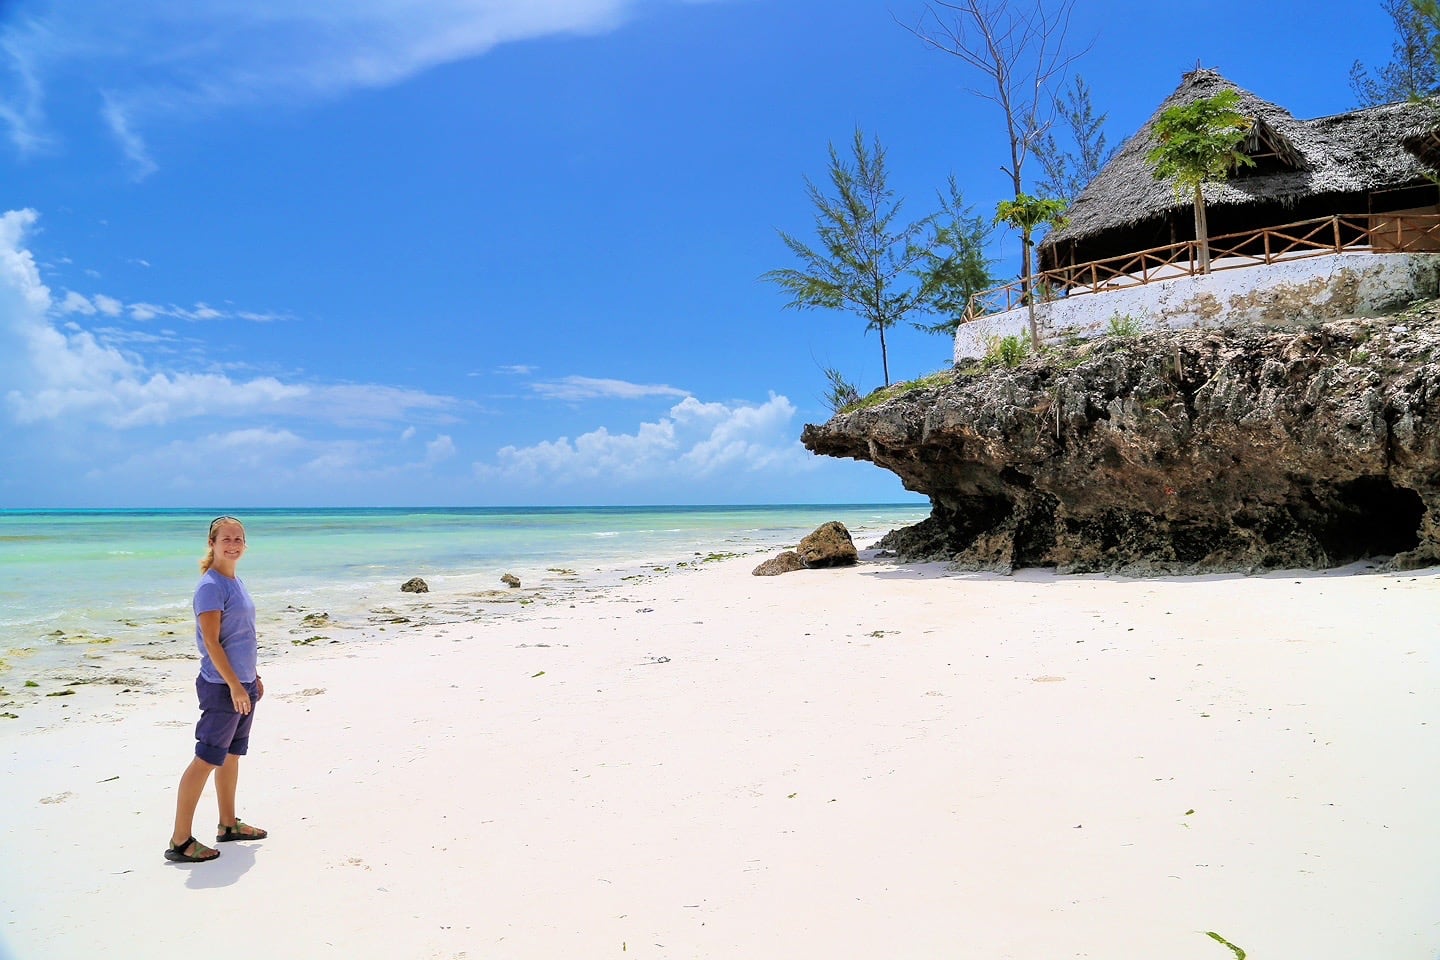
[40,791,74,804]
[277,687,327,700]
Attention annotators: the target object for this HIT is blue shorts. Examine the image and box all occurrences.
[194,678,259,767]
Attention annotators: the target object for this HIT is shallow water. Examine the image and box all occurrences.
[0,504,928,680]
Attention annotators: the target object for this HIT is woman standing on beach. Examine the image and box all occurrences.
[165,516,269,863]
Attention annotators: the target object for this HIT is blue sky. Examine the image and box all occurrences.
[0,0,1401,507]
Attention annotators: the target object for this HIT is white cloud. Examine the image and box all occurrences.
[673,394,803,474]
[0,209,458,430]
[0,1,724,168]
[59,290,95,315]
[59,290,126,317]
[477,393,814,489]
[531,375,690,401]
[426,434,456,463]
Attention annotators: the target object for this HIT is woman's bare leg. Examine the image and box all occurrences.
[171,756,217,847]
[215,753,239,829]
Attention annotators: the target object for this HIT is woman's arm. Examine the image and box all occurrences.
[198,609,252,715]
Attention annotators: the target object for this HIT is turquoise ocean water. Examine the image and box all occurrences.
[0,504,928,677]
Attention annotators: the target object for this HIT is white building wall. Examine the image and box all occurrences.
[954,252,1440,361]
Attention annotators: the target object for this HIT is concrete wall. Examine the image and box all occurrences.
[954,251,1440,361]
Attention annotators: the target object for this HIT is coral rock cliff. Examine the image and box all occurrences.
[802,309,1440,573]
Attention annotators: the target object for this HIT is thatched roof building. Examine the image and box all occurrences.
[1038,69,1440,273]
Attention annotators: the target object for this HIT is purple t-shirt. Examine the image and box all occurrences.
[193,569,258,684]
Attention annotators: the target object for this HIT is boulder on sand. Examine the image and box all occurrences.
[797,521,859,568]
[751,550,806,577]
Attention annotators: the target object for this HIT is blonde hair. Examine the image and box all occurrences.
[200,516,245,573]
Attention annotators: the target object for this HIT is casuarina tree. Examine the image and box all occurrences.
[1034,75,1115,204]
[1351,0,1440,105]
[917,176,996,335]
[763,129,933,387]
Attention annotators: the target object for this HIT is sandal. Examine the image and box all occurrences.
[216,819,268,842]
[165,836,219,863]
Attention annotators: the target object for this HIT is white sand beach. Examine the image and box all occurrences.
[3,548,1438,960]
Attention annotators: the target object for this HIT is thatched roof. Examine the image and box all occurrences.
[1040,68,1440,257]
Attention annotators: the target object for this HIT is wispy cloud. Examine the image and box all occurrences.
[531,375,690,401]
[126,300,286,324]
[58,286,281,325]
[0,1,720,171]
[100,92,156,180]
[0,16,52,153]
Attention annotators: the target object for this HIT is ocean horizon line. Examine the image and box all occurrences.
[0,500,929,516]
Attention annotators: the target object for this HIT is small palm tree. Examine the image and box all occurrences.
[1146,89,1253,274]
[993,193,1069,348]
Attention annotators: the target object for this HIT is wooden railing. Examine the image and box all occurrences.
[962,213,1440,323]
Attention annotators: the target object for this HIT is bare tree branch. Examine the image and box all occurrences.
[901,0,1089,199]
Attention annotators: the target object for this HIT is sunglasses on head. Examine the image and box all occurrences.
[210,515,242,532]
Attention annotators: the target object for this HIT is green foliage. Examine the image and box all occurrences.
[983,334,1030,368]
[917,175,996,335]
[993,193,1070,239]
[1107,312,1143,337]
[1351,0,1440,105]
[841,368,956,412]
[1147,89,1253,272]
[993,193,1069,348]
[1034,75,1116,203]
[820,366,862,414]
[903,369,958,392]
[763,129,934,386]
[1146,89,1253,196]
[1204,931,1247,960]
